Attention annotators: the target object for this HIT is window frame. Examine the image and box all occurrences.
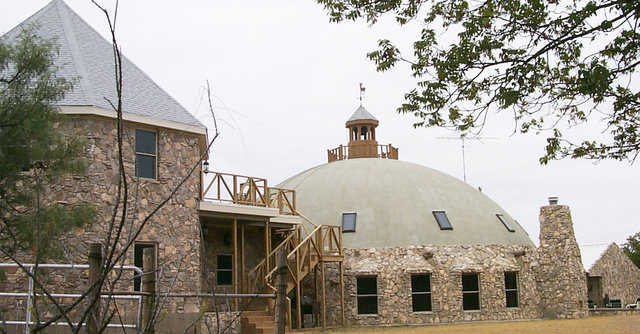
[342,212,357,233]
[432,210,453,230]
[356,275,378,315]
[135,128,158,180]
[216,254,233,287]
[410,273,432,313]
[496,214,516,232]
[462,272,481,311]
[133,242,157,292]
[504,271,519,308]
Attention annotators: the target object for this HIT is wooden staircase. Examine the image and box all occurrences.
[245,221,343,332]
[241,310,283,334]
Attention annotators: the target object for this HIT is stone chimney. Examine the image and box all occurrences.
[535,200,588,319]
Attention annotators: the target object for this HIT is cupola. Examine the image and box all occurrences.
[327,85,398,162]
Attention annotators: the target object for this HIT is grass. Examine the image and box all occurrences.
[313,315,640,334]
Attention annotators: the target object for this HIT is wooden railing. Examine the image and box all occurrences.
[247,225,302,293]
[201,171,297,215]
[268,188,296,216]
[327,143,398,162]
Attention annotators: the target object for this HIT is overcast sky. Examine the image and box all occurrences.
[2,1,638,251]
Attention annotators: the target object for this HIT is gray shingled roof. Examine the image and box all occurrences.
[1,0,205,129]
[347,105,377,122]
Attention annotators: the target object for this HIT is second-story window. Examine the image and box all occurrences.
[135,129,156,179]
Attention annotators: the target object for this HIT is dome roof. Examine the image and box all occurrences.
[347,105,378,122]
[278,158,534,248]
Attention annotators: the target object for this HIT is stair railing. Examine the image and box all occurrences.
[247,225,301,293]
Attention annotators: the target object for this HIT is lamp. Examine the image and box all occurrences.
[203,160,209,174]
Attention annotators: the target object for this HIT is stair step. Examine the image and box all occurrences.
[243,310,270,317]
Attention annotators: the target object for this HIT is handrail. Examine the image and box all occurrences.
[201,171,298,215]
[327,143,398,162]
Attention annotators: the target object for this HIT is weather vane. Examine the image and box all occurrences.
[359,83,366,105]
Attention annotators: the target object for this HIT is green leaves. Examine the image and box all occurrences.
[0,29,93,260]
[316,0,640,163]
[622,232,640,269]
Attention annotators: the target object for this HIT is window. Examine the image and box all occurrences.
[216,254,233,286]
[133,243,156,292]
[356,276,378,314]
[411,274,432,312]
[462,273,480,310]
[135,129,156,179]
[342,213,356,233]
[505,272,519,308]
[432,211,453,230]
[360,126,368,140]
[496,214,515,232]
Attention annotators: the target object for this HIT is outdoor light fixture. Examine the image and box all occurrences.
[203,160,209,174]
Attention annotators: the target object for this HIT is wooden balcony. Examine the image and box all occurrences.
[327,143,398,162]
[201,171,296,215]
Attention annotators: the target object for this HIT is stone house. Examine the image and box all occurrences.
[585,243,640,308]
[2,1,639,333]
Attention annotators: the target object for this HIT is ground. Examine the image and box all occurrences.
[304,315,640,334]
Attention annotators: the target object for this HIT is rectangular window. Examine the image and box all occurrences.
[505,272,519,308]
[497,214,515,232]
[411,274,432,312]
[356,276,378,315]
[216,254,233,286]
[432,211,453,230]
[135,129,156,179]
[134,243,156,292]
[462,273,480,310]
[342,213,356,233]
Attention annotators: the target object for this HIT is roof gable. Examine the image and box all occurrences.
[2,0,205,129]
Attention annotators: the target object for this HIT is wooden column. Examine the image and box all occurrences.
[142,247,156,334]
[265,220,270,271]
[320,262,326,328]
[88,243,102,334]
[241,223,245,293]
[295,250,302,329]
[339,261,345,326]
[275,249,287,334]
[233,218,238,311]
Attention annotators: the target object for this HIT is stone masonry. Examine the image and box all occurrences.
[1,114,205,324]
[323,245,541,327]
[589,243,640,306]
[536,204,588,319]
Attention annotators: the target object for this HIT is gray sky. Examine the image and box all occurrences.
[2,0,638,250]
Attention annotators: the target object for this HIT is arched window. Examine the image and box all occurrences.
[352,127,358,141]
[361,126,368,140]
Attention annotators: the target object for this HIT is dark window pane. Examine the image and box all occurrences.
[217,255,232,270]
[505,272,517,290]
[432,211,453,230]
[136,154,155,179]
[357,296,378,314]
[342,213,356,232]
[357,276,377,295]
[411,274,430,293]
[135,129,156,154]
[134,244,154,292]
[217,270,232,286]
[497,214,515,232]
[506,291,518,308]
[412,293,432,312]
[462,274,479,291]
[463,292,480,310]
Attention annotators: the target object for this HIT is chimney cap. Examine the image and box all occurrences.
[548,196,559,205]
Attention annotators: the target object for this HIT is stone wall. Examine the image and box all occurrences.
[1,114,205,321]
[323,245,541,327]
[588,243,640,306]
[536,204,588,319]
